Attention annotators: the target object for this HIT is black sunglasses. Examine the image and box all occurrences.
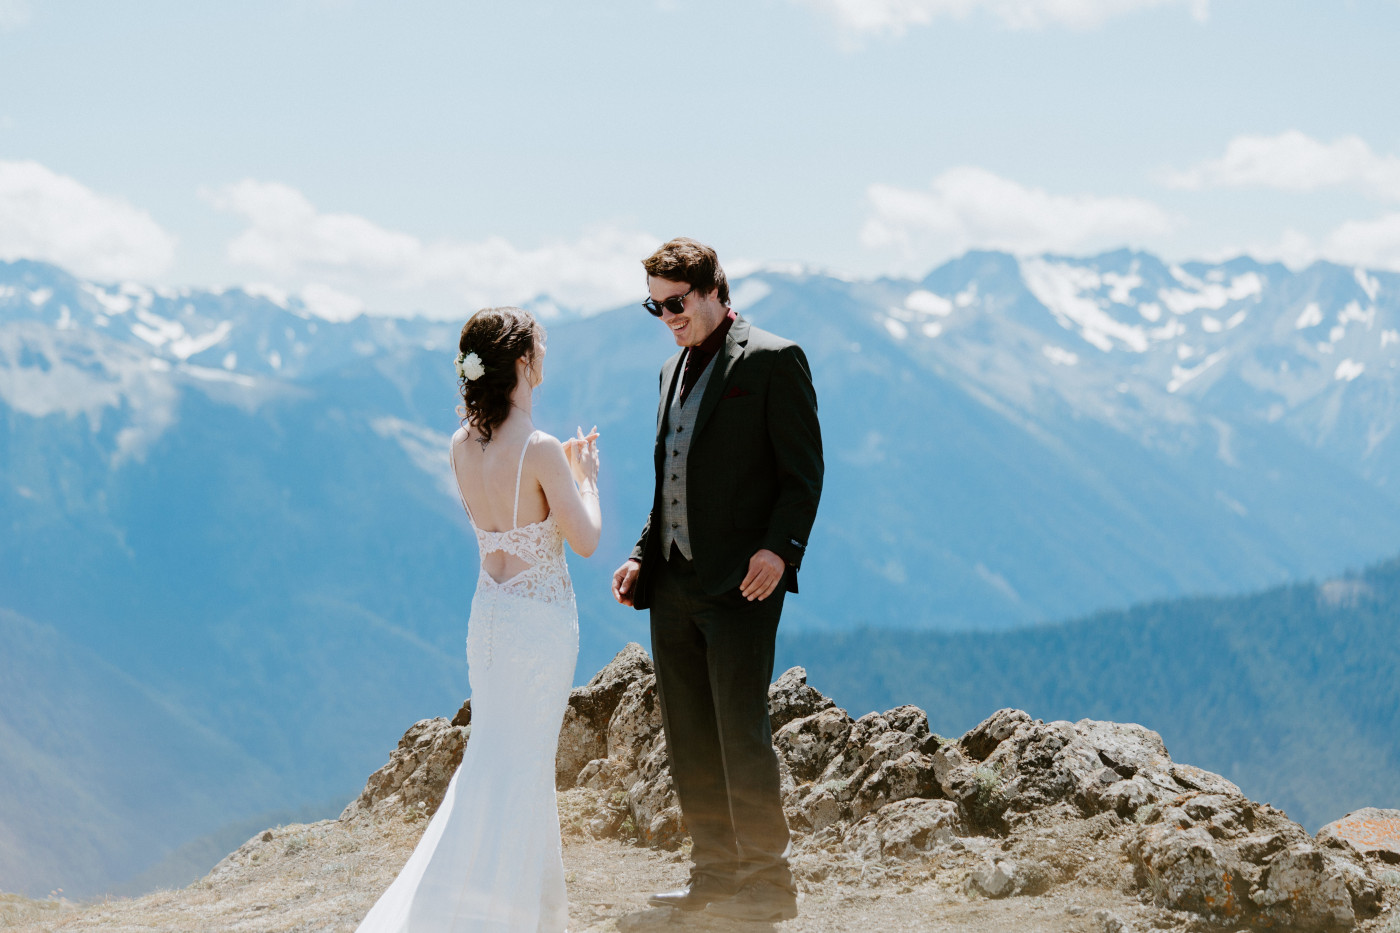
[642,285,693,317]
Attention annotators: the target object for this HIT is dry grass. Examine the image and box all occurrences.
[0,794,1169,933]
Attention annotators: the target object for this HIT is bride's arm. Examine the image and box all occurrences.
[534,432,602,558]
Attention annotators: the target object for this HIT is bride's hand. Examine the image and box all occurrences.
[564,425,600,487]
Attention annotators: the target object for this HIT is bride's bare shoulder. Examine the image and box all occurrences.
[526,430,567,461]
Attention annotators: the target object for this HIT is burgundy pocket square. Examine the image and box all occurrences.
[723,387,752,399]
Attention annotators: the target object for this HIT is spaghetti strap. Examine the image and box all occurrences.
[449,436,477,526]
[511,430,537,529]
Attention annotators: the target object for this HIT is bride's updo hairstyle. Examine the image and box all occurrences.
[457,306,542,444]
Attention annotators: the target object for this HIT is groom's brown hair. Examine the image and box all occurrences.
[642,238,730,307]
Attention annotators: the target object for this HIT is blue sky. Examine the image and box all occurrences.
[2,0,1398,318]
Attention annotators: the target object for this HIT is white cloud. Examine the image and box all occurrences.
[1167,131,1400,201]
[861,166,1174,268]
[796,0,1208,35]
[1229,216,1400,274]
[205,180,660,319]
[0,160,177,280]
[1324,214,1400,271]
[0,0,29,31]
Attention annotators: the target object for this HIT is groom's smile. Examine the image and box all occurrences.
[648,275,727,348]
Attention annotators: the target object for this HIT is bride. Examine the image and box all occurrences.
[355,306,600,933]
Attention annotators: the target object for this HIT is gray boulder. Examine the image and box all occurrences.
[1128,792,1383,930]
[340,717,467,819]
[767,666,836,732]
[1317,808,1400,864]
[841,797,961,860]
[775,706,854,783]
[555,642,652,789]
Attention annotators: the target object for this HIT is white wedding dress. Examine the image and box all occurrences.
[356,430,579,933]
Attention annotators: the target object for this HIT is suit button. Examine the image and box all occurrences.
[670,474,678,481]
[677,425,684,433]
[671,523,679,529]
[672,450,680,457]
[671,499,679,505]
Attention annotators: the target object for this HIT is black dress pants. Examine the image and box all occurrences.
[649,547,794,892]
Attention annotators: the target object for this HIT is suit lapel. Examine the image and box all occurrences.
[657,352,683,435]
[691,315,750,441]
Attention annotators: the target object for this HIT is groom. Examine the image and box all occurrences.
[611,238,823,922]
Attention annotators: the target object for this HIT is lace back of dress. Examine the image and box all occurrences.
[450,429,574,609]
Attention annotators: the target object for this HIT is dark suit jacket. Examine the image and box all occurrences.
[629,315,823,610]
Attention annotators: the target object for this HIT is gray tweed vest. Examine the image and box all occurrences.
[658,353,719,561]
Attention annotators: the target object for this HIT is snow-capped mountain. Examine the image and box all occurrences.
[4,250,1400,897]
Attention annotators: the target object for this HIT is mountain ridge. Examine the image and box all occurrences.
[4,248,1400,897]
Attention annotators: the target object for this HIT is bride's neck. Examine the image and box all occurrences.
[509,381,534,418]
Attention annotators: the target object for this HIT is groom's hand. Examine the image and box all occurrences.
[740,549,785,602]
[612,558,641,606]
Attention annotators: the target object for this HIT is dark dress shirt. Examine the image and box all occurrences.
[679,309,738,404]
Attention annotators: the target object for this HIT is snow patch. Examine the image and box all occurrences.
[1168,348,1228,393]
[729,278,771,312]
[119,282,154,309]
[179,363,256,387]
[1335,358,1365,382]
[1338,301,1375,329]
[1295,303,1323,329]
[1158,273,1262,316]
[0,324,179,463]
[905,289,953,317]
[169,320,233,360]
[974,563,1020,604]
[133,307,186,347]
[243,282,291,308]
[1149,318,1186,341]
[81,283,133,315]
[1354,267,1380,302]
[370,416,456,500]
[1102,271,1142,304]
[1020,258,1148,353]
[1169,265,1204,288]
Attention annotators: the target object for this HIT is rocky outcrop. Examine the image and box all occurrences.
[347,644,1399,931]
[1319,808,1400,864]
[339,717,468,819]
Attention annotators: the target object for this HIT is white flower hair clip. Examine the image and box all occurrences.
[456,351,485,382]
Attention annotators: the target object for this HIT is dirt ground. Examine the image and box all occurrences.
[0,788,1175,933]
